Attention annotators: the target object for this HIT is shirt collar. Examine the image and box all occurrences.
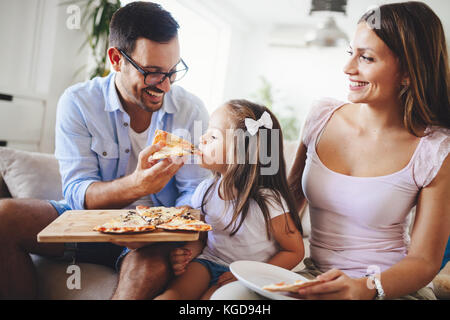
[105,72,125,113]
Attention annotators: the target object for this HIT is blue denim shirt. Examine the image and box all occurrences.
[55,72,211,210]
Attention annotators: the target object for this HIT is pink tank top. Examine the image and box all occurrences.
[301,98,450,278]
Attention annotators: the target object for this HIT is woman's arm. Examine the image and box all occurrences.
[287,142,308,215]
[266,213,305,270]
[296,156,450,300]
[376,155,450,298]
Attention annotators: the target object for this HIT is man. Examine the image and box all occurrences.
[0,1,210,299]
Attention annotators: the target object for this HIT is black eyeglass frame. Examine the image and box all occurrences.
[118,48,189,85]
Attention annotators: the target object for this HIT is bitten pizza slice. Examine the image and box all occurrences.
[93,211,156,234]
[156,213,212,232]
[262,278,324,293]
[150,129,198,160]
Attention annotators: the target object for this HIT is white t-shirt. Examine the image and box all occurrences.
[124,126,153,209]
[191,177,289,267]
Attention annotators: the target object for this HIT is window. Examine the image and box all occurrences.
[123,0,231,113]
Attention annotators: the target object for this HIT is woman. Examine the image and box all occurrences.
[288,2,449,300]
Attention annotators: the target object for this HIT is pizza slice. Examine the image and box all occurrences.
[262,278,324,293]
[156,213,212,232]
[150,129,197,160]
[93,211,157,234]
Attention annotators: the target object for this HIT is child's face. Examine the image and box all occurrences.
[199,105,231,174]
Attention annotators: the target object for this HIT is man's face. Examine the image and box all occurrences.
[118,36,181,113]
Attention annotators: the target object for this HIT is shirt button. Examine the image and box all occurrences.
[125,148,130,153]
[102,151,107,156]
[123,122,129,127]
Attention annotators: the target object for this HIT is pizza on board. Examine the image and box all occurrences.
[135,205,189,225]
[150,129,198,160]
[157,214,212,232]
[93,211,156,234]
[93,206,212,234]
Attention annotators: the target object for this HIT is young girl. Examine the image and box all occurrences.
[155,99,305,300]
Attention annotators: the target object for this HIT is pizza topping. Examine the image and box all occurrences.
[150,129,198,160]
[156,216,213,231]
[94,206,212,234]
[93,211,157,234]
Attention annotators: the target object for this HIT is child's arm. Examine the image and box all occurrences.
[266,213,305,270]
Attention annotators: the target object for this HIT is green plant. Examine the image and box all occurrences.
[64,0,121,79]
[251,76,300,141]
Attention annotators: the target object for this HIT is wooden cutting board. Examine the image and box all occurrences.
[37,209,200,243]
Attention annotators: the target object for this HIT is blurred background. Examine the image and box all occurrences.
[0,0,449,152]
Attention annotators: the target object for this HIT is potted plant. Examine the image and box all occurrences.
[64,0,122,79]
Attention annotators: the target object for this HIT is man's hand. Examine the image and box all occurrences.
[85,143,187,209]
[131,143,187,198]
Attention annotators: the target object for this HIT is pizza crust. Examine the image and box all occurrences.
[262,279,324,292]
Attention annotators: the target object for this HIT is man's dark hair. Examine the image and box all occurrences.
[109,1,179,54]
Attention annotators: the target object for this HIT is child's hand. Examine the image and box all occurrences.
[216,271,237,287]
[170,247,192,276]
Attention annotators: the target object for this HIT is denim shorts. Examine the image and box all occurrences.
[48,200,126,271]
[192,258,230,286]
[49,199,71,216]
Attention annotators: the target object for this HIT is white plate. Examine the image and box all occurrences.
[230,260,308,300]
[210,281,263,300]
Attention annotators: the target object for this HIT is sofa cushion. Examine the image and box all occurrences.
[0,147,62,200]
[31,255,117,300]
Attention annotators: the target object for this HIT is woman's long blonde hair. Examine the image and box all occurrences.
[200,100,302,239]
[360,2,450,136]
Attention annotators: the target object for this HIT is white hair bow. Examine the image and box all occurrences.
[244,111,273,136]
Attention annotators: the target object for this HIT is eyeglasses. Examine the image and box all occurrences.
[118,48,189,85]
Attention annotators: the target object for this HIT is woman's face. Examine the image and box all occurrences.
[198,105,230,174]
[343,23,405,105]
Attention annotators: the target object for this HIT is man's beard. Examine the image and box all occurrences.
[139,86,165,113]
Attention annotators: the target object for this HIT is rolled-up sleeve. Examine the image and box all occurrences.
[55,90,101,210]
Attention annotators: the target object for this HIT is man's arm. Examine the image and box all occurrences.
[84,144,185,209]
[55,90,185,210]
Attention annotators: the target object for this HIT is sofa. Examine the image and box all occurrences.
[0,144,447,299]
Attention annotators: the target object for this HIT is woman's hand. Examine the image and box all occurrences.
[170,247,193,276]
[216,271,237,287]
[296,269,376,300]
